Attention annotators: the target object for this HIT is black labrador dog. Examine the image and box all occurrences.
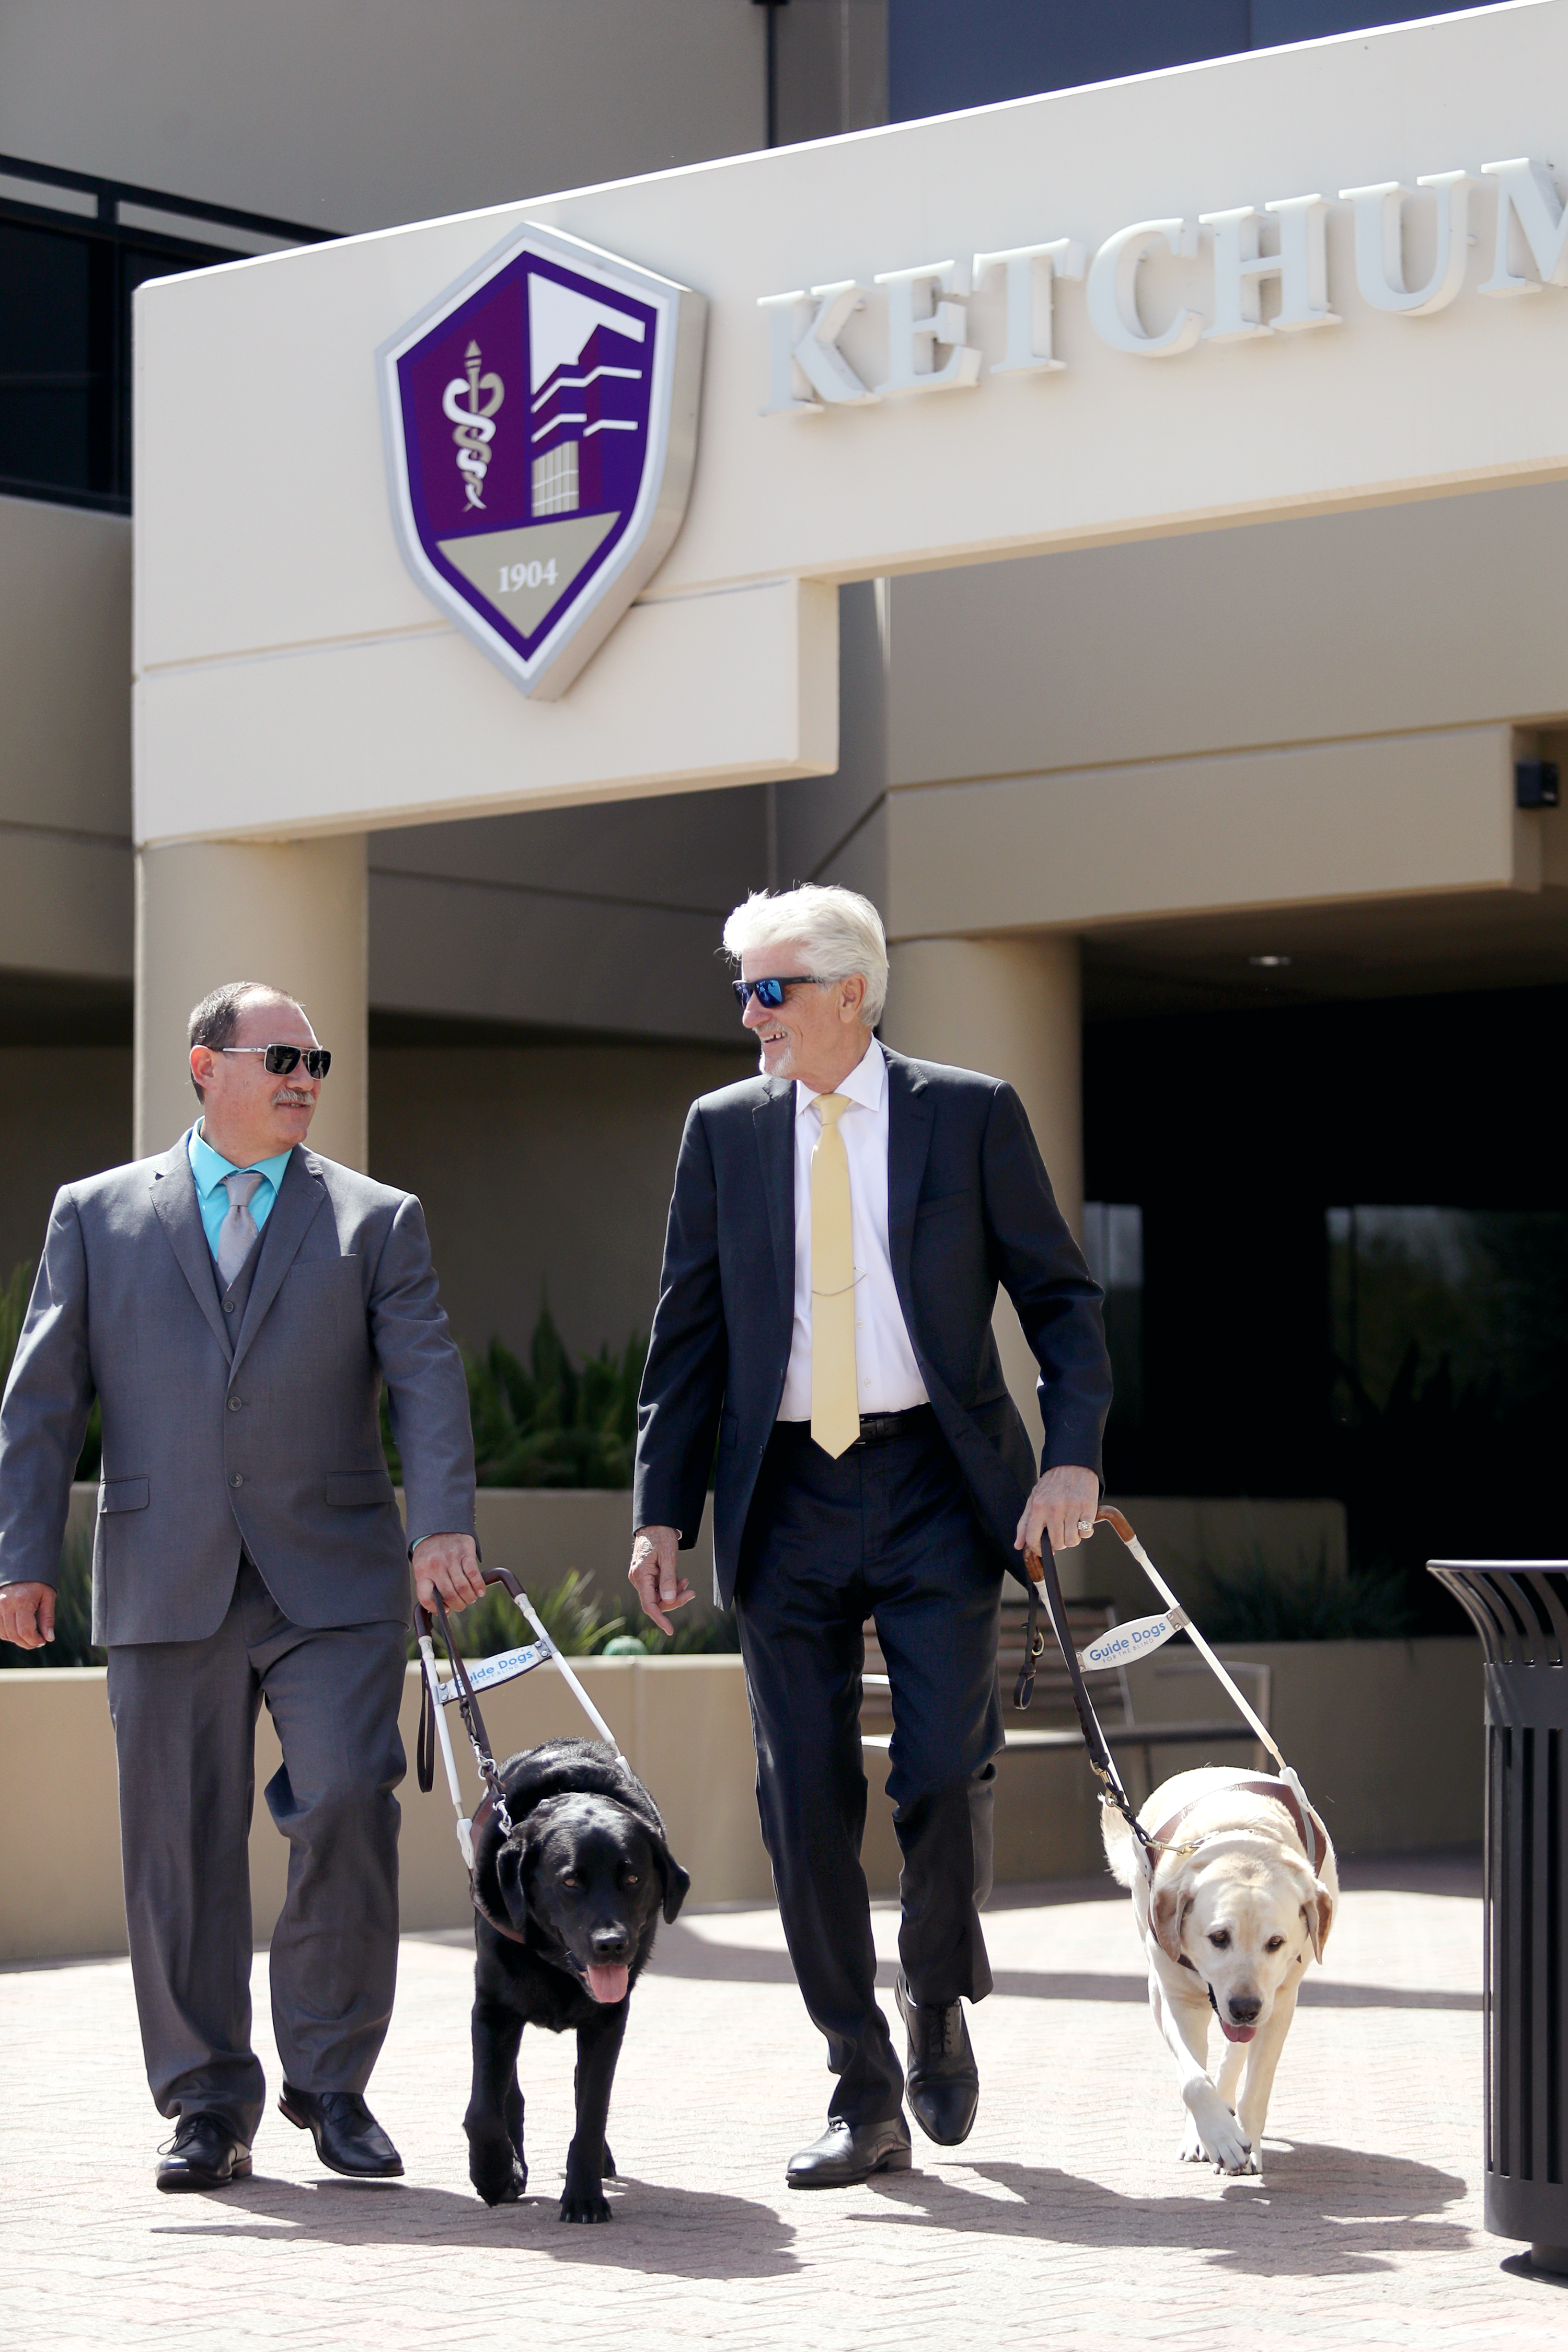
[465,1738,690,2221]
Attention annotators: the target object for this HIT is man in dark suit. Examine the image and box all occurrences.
[0,982,482,2192]
[630,886,1110,2187]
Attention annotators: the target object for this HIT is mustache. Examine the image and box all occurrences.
[271,1087,315,1106]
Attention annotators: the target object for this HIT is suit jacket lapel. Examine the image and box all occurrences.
[884,1048,933,1334]
[751,1079,796,1334]
[149,1134,233,1365]
[229,1148,328,1378]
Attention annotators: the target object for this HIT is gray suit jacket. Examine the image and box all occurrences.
[0,1133,475,1644]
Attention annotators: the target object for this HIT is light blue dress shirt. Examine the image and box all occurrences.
[187,1124,294,1262]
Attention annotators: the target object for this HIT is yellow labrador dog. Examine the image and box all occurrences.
[1103,1766,1337,2176]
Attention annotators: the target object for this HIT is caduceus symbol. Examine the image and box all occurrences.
[442,340,504,510]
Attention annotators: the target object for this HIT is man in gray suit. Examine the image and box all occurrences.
[0,981,482,2191]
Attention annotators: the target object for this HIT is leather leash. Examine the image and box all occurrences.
[1014,1521,1161,1877]
[1012,1503,1322,1884]
[414,1566,627,1944]
[416,1574,517,1841]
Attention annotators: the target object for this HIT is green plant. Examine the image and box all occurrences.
[0,1530,103,1668]
[383,1298,647,1491]
[1202,1548,1415,1643]
[408,1567,625,1663]
[602,1610,742,1655]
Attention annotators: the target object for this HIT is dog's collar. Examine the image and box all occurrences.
[1149,1777,1329,1875]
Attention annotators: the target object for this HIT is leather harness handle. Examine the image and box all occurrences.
[414,1567,526,1822]
[1015,1521,1155,1868]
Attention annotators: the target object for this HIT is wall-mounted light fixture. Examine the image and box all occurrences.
[1248,954,1292,968]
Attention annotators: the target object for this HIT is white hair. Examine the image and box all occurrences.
[721,885,889,1028]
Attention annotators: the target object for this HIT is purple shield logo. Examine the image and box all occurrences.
[379,223,705,700]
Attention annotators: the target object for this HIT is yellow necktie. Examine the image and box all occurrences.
[810,1094,861,1458]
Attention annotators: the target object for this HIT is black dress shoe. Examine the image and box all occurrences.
[156,2114,253,2193]
[895,1971,979,2147]
[278,2086,404,2178]
[786,2115,912,2189]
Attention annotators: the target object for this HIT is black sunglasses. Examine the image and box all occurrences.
[220,1044,333,1079]
[730,975,828,1011]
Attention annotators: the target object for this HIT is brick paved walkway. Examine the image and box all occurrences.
[2,1853,1561,2351]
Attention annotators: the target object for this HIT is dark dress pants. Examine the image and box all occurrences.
[106,1556,408,2146]
[733,1411,1004,2127]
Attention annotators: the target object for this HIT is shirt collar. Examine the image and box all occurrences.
[188,1122,295,1201]
[794,1036,885,1120]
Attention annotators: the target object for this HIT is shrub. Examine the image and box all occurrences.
[1201,1549,1416,1643]
[383,1299,646,1491]
[409,1568,626,1663]
[615,1612,742,1656]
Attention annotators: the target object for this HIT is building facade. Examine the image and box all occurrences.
[3,1,1564,1611]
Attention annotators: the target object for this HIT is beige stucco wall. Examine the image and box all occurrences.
[0,1048,131,1284]
[368,1037,751,1365]
[0,1635,1481,1962]
[0,495,133,986]
[0,1,767,237]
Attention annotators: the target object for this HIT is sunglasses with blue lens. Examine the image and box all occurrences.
[730,975,829,1012]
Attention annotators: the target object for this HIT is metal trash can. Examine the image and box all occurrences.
[1428,1560,1568,2275]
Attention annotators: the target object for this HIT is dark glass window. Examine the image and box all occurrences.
[0,221,98,498]
[0,156,330,514]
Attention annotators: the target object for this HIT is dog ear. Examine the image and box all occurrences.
[1302,1881,1334,1965]
[495,1836,531,1934]
[652,1836,691,1924]
[1150,1880,1188,1966]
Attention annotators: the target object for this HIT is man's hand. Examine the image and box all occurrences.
[628,1525,695,1637]
[1016,1466,1101,1561]
[412,1532,487,1613]
[0,1581,55,1650]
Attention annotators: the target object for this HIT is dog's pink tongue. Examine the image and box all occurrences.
[587,1963,629,2005]
[1219,2021,1257,2044]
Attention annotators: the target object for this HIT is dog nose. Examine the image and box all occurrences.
[1228,1992,1262,2025]
[591,1925,630,1960]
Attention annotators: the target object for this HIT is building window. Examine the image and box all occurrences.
[533,441,579,516]
[0,153,330,514]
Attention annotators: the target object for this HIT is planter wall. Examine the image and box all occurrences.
[2,1633,1480,1963]
[61,1486,1346,1630]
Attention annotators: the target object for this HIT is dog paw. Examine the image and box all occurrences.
[470,2148,528,2206]
[1177,2120,1207,2164]
[559,2185,612,2223]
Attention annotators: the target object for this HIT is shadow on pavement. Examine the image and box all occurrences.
[860,2144,1472,2275]
[151,2173,799,2277]
[651,1928,1480,2012]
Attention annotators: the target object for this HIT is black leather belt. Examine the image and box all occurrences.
[778,1405,935,1448]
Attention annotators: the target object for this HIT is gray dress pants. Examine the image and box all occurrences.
[106,1557,408,2145]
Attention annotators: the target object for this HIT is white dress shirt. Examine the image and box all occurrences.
[778,1037,929,1422]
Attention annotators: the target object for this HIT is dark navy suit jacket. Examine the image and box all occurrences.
[632,1047,1111,1607]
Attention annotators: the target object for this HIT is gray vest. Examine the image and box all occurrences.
[210,1229,265,1574]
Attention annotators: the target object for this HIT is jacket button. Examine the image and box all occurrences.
[223,1299,236,1313]
[227,1396,243,1412]
[229,1472,244,1488]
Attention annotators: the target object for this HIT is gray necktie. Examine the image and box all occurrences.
[216,1170,264,1287]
